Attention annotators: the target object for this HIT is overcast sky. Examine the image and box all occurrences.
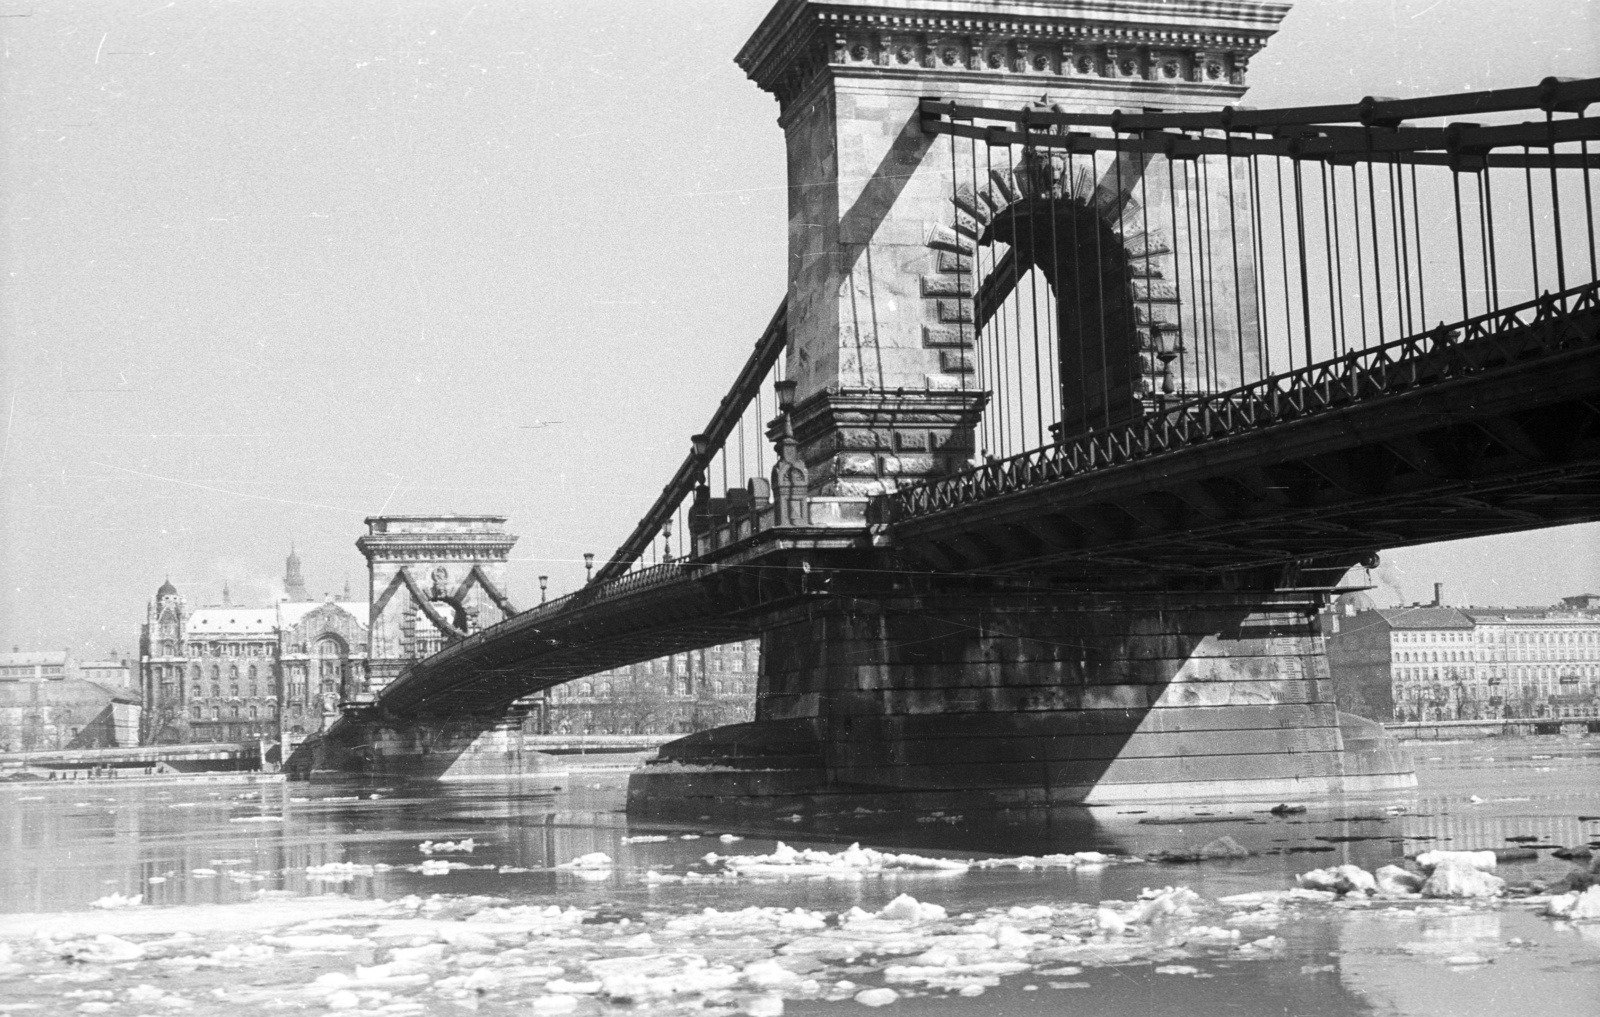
[2,0,1597,658]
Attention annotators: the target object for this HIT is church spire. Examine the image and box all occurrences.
[284,544,309,602]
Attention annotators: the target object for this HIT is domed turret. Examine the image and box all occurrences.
[156,578,178,600]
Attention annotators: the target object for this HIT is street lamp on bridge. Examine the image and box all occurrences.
[583,553,594,585]
[538,575,548,604]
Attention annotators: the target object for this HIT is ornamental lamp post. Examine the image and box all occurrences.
[774,379,797,416]
[583,553,595,585]
[538,575,548,604]
[662,517,673,564]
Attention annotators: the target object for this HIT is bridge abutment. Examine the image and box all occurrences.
[630,587,1414,815]
[288,709,567,784]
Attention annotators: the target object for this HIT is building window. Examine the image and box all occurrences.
[230,704,240,719]
[210,706,219,720]
[210,665,220,680]
[229,684,239,697]
[191,704,202,719]
[247,665,257,681]
[211,683,221,698]
[229,665,239,680]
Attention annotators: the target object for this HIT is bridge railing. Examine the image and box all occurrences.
[884,280,1600,522]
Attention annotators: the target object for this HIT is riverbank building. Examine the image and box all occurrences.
[1324,587,1600,722]
[138,549,369,748]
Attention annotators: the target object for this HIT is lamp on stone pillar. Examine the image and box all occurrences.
[688,433,714,545]
[661,517,673,564]
[583,553,594,585]
[769,380,808,526]
[538,575,548,604]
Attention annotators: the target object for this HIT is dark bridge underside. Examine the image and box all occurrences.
[371,289,1600,720]
[891,300,1600,584]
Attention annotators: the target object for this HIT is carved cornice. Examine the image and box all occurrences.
[356,532,518,563]
[738,0,1290,108]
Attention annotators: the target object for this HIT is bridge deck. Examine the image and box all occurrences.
[367,285,1600,720]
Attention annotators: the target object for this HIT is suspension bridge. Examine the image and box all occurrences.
[299,0,1600,813]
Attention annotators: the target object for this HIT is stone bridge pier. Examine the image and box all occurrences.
[630,582,1413,816]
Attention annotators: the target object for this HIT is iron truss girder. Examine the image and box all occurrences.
[886,326,1600,579]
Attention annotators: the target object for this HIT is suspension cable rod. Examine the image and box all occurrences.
[595,301,786,583]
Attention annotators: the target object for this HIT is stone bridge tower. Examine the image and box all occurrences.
[634,1,1416,813]
[737,0,1283,489]
[357,515,519,692]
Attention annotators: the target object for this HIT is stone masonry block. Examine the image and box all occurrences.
[940,350,975,373]
[922,324,973,347]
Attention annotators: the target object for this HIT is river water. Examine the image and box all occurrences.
[2,739,1596,1016]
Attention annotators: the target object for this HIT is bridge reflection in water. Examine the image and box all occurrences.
[302,0,1600,815]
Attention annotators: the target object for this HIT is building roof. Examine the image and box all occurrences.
[184,609,278,635]
[0,650,69,667]
[1465,610,1599,625]
[277,600,368,629]
[1374,607,1476,629]
[156,579,178,598]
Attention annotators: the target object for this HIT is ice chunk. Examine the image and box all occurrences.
[709,842,968,879]
[1296,865,1377,896]
[973,851,1119,870]
[556,852,614,870]
[1155,964,1200,975]
[876,894,947,924]
[418,838,475,854]
[854,987,899,1007]
[529,994,579,1013]
[1094,909,1126,935]
[306,863,375,882]
[621,835,669,844]
[742,959,800,990]
[1421,864,1505,899]
[1198,836,1251,859]
[719,834,743,843]
[1375,865,1424,896]
[60,935,146,964]
[88,893,141,910]
[1544,885,1600,920]
[745,992,785,1016]
[1416,850,1496,873]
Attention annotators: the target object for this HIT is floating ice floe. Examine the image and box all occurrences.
[228,816,282,824]
[701,841,968,880]
[973,851,1118,870]
[1415,851,1504,899]
[1296,865,1378,896]
[414,859,493,876]
[556,852,614,870]
[88,893,141,910]
[306,862,378,882]
[0,880,1422,1015]
[1544,885,1600,920]
[418,838,477,855]
[620,835,669,844]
